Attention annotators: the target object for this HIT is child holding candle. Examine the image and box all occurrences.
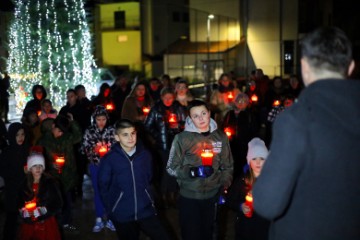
[166,99,233,240]
[98,119,170,239]
[226,137,270,240]
[37,115,82,232]
[18,153,62,240]
[81,105,116,232]
[144,87,186,208]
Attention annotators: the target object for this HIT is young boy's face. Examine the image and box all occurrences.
[42,102,52,113]
[189,105,211,132]
[16,128,25,145]
[95,115,107,130]
[115,127,137,151]
[52,125,64,138]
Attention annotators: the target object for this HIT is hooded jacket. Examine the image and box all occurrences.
[253,79,360,240]
[37,121,82,192]
[166,117,233,199]
[98,142,156,223]
[0,123,29,211]
[81,105,116,164]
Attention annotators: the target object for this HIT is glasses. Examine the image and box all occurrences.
[177,86,187,90]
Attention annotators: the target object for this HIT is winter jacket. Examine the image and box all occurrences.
[226,175,269,240]
[37,121,82,192]
[253,79,360,240]
[18,173,63,224]
[81,106,116,164]
[166,117,233,200]
[121,96,153,123]
[98,142,157,223]
[0,123,29,212]
[144,100,186,151]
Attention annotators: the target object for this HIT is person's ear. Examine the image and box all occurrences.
[301,58,311,86]
[114,134,120,142]
[348,60,355,77]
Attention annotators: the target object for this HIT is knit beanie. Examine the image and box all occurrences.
[27,153,45,171]
[246,138,268,164]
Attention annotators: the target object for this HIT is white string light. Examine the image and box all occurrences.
[7,0,98,112]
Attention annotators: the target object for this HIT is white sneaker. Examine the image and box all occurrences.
[92,219,104,233]
[105,220,116,231]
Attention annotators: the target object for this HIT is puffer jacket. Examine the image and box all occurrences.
[98,142,157,223]
[81,105,116,164]
[166,117,233,200]
[144,100,186,151]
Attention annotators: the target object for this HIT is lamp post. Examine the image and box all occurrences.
[205,14,214,101]
[207,14,214,61]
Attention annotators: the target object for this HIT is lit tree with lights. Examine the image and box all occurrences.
[7,0,98,111]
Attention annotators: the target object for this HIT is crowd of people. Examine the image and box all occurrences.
[0,26,359,240]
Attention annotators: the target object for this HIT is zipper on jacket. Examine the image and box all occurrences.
[112,191,124,213]
[129,161,138,220]
[145,189,155,209]
[121,148,139,221]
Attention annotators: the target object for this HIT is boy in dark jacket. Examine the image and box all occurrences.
[98,119,169,240]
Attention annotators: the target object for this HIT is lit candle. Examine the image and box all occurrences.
[142,106,150,116]
[37,110,41,116]
[168,113,177,123]
[273,100,281,107]
[251,94,258,103]
[244,193,253,218]
[55,156,65,174]
[105,103,114,111]
[227,92,234,101]
[25,201,37,212]
[98,145,108,158]
[201,149,214,166]
[224,127,233,138]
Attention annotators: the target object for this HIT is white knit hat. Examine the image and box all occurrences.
[246,138,268,164]
[27,153,45,171]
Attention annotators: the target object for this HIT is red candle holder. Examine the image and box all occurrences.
[98,145,108,158]
[168,113,177,123]
[105,103,114,111]
[142,106,150,116]
[224,127,233,138]
[201,149,214,166]
[273,100,281,107]
[227,92,234,101]
[251,94,258,103]
[244,193,253,218]
[55,155,65,174]
[25,200,37,220]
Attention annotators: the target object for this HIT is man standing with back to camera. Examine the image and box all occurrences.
[253,26,360,240]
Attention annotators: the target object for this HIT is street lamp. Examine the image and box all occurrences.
[207,14,214,60]
[205,14,214,101]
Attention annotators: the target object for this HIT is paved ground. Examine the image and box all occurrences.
[0,175,236,240]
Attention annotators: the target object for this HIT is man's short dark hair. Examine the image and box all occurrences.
[115,119,136,134]
[53,115,70,133]
[187,99,209,113]
[300,27,352,76]
[75,84,85,92]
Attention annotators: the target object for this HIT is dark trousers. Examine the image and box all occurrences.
[112,215,170,240]
[179,195,217,240]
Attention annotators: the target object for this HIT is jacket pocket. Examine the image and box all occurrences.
[111,191,124,213]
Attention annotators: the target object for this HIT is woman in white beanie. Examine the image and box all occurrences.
[226,137,270,240]
[17,153,63,240]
